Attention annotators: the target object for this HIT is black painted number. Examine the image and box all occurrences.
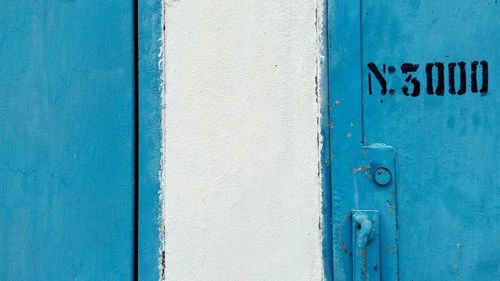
[367,60,489,97]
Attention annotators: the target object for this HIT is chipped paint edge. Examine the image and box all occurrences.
[159,0,166,279]
[138,0,165,280]
[317,0,333,280]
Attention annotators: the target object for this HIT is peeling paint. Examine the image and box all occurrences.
[352,165,370,174]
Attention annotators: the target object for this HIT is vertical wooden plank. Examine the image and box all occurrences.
[328,1,363,280]
[0,1,136,280]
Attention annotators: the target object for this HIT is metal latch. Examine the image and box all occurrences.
[352,210,380,281]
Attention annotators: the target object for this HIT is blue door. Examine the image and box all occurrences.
[329,1,499,280]
[1,1,136,280]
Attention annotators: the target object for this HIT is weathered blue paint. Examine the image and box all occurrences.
[138,0,163,280]
[355,145,398,280]
[328,0,499,280]
[319,0,333,280]
[0,1,138,280]
[328,0,364,279]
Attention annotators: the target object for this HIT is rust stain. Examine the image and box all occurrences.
[161,250,166,280]
[386,200,396,215]
[352,165,370,174]
[337,214,352,256]
[386,245,397,254]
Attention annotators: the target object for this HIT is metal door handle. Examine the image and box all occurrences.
[352,210,380,281]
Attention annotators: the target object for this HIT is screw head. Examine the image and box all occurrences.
[374,167,392,186]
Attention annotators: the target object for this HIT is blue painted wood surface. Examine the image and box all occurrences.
[328,1,364,279]
[329,0,499,280]
[0,1,136,280]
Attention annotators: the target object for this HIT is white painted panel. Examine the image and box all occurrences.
[162,1,325,280]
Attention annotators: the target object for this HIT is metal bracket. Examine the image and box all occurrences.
[352,144,398,281]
